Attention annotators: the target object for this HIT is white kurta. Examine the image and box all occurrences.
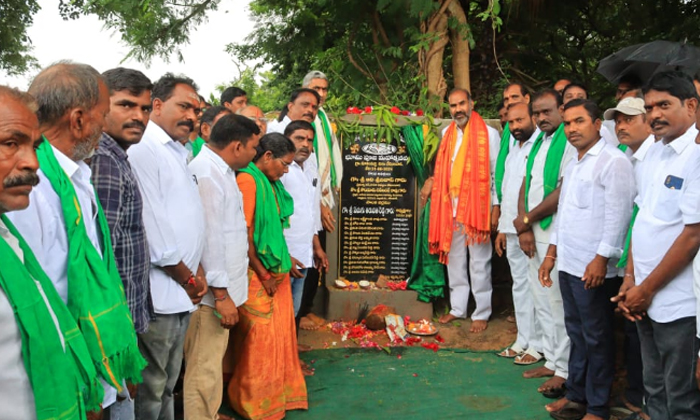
[280,160,322,267]
[128,122,205,315]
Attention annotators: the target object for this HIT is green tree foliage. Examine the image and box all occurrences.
[213,68,289,112]
[0,0,40,75]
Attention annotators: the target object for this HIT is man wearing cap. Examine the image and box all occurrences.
[604,96,654,416]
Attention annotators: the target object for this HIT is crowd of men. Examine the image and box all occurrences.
[463,72,700,420]
[2,55,700,420]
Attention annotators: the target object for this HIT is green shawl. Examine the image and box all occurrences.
[494,122,515,203]
[401,124,446,302]
[36,140,146,392]
[239,162,294,273]
[617,204,639,269]
[524,124,568,230]
[315,109,338,188]
[191,136,206,158]
[0,216,102,418]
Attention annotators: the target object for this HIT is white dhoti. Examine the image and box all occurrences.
[528,237,569,378]
[446,226,493,321]
[506,233,541,352]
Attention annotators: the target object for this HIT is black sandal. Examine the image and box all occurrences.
[549,401,587,420]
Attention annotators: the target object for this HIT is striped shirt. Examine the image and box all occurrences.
[91,133,154,333]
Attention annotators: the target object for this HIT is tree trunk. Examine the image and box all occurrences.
[447,1,470,91]
[425,13,449,108]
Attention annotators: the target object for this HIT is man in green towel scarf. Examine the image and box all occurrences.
[0,85,103,420]
[7,62,146,418]
[513,89,576,397]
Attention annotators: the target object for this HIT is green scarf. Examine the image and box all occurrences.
[401,124,446,301]
[495,122,515,203]
[36,140,146,392]
[0,216,102,418]
[191,136,206,158]
[524,124,568,230]
[239,162,294,273]
[617,143,628,152]
[315,109,338,188]
[617,204,639,269]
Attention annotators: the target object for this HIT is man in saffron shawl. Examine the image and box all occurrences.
[427,88,499,333]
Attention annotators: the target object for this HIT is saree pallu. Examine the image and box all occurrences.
[227,269,308,420]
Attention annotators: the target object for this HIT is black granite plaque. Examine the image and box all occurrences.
[339,134,416,281]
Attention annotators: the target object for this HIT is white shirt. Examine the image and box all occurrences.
[267,115,292,135]
[441,122,500,216]
[8,145,102,303]
[498,129,539,234]
[128,122,205,314]
[188,146,249,308]
[632,125,700,323]
[281,160,322,267]
[550,139,635,278]
[4,147,119,407]
[527,129,577,244]
[0,220,42,420]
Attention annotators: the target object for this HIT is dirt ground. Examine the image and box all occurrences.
[298,309,518,352]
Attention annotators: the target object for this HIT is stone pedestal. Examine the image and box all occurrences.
[325,282,433,322]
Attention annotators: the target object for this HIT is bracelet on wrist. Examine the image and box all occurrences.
[544,255,556,261]
[260,272,272,282]
[181,273,196,288]
[214,294,228,302]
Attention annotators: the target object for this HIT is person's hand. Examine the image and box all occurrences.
[313,246,329,273]
[518,230,536,258]
[624,283,652,315]
[186,269,208,305]
[582,255,608,290]
[491,206,501,233]
[611,275,642,322]
[126,382,138,399]
[290,257,306,279]
[513,214,531,235]
[538,257,555,287]
[495,233,507,258]
[214,296,239,329]
[419,177,434,208]
[261,273,277,296]
[86,409,103,420]
[321,204,336,233]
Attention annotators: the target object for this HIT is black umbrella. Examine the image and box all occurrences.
[597,40,700,84]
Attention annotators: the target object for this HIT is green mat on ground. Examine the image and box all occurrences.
[222,348,552,419]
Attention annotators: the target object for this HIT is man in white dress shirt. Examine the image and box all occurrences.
[494,102,542,364]
[541,99,635,420]
[280,121,328,324]
[614,71,700,419]
[127,73,208,420]
[184,114,261,420]
[7,61,135,418]
[514,89,575,397]
[267,88,320,135]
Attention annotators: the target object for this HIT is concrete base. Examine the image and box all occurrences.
[326,284,433,322]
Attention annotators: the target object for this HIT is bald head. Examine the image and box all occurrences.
[554,79,571,96]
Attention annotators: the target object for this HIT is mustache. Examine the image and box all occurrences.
[299,147,310,154]
[177,120,194,131]
[302,113,314,119]
[650,119,668,129]
[4,172,40,189]
[123,121,146,131]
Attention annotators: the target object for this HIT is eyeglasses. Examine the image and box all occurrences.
[246,116,268,123]
[276,158,292,167]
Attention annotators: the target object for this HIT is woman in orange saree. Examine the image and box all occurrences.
[228,133,308,420]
